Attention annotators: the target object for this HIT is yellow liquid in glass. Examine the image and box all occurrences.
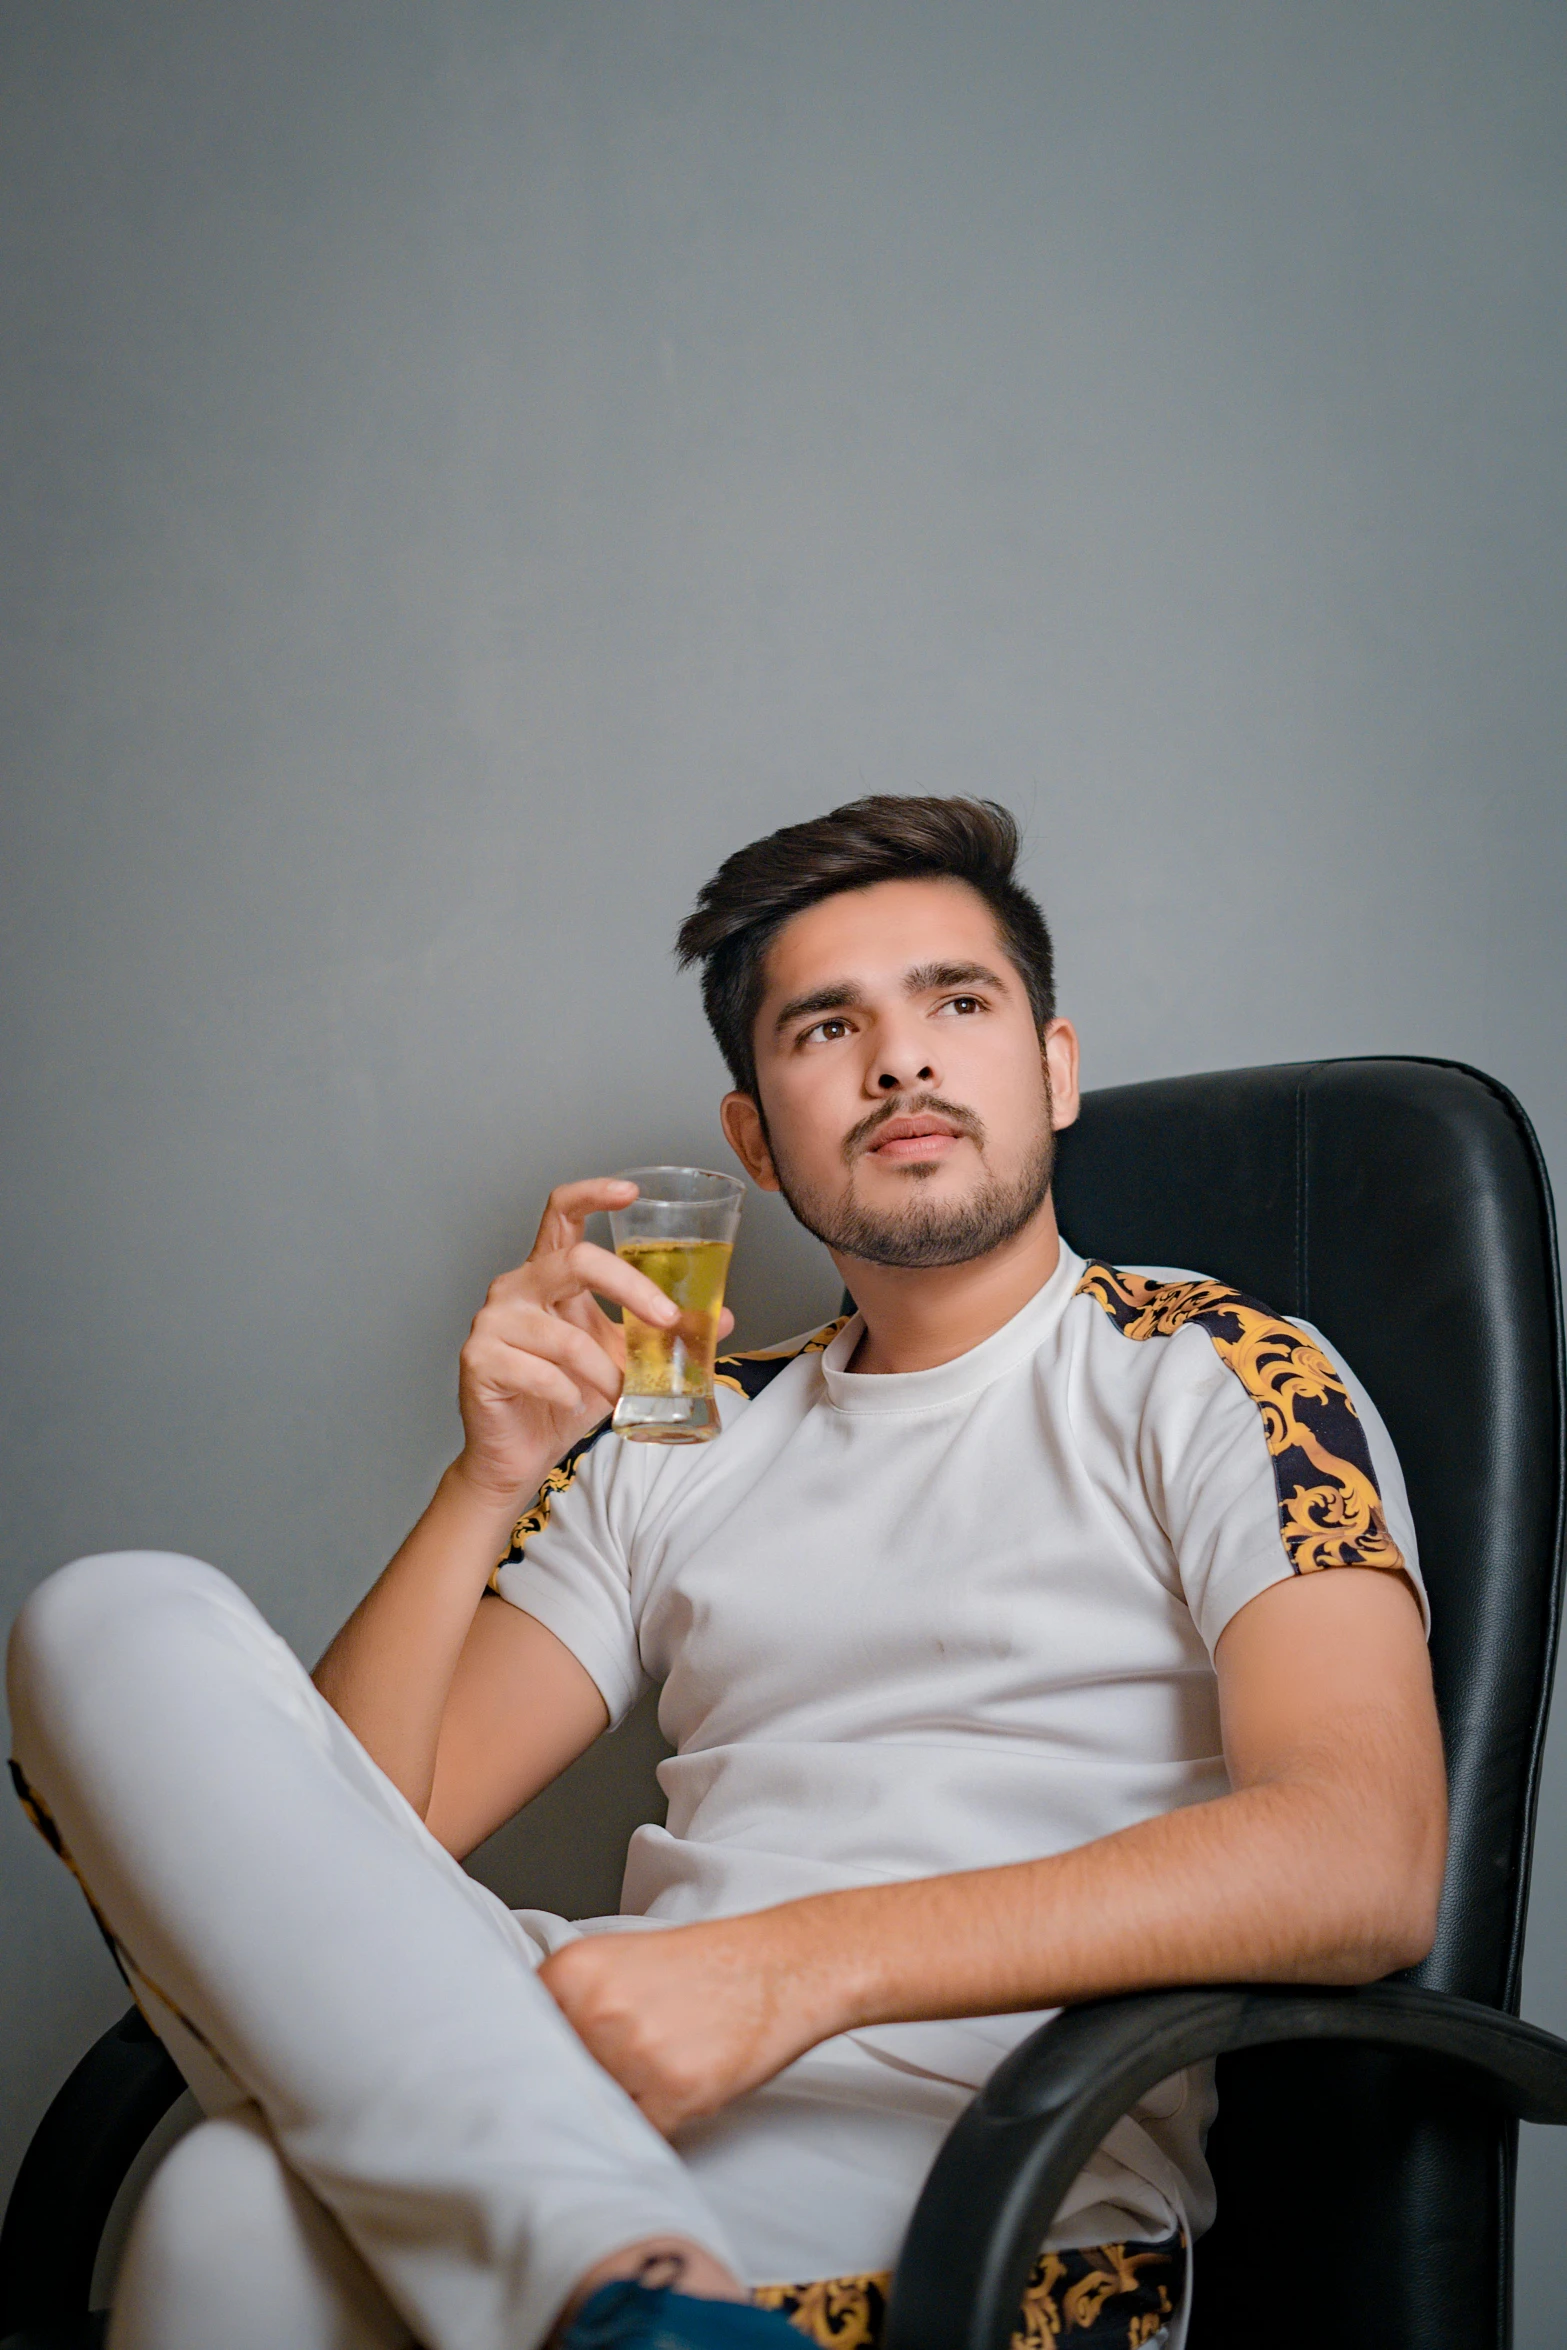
[616,1238,733,1397]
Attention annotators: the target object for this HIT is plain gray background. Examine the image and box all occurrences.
[3,0,1564,2325]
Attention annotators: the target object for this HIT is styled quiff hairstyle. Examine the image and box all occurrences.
[675,794,1055,1097]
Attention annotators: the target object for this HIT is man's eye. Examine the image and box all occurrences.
[939,996,983,1016]
[804,1018,850,1043]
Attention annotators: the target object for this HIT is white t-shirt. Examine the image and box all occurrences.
[492,1240,1423,2291]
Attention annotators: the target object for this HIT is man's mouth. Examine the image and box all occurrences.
[840,1093,986,1169]
[862,1113,969,1164]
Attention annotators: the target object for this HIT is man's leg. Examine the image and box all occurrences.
[8,1552,742,2350]
[109,2106,415,2350]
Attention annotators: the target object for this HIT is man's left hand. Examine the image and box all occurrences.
[538,1911,840,2136]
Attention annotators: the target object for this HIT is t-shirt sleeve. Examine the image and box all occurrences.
[488,1424,650,1725]
[1139,1314,1427,1660]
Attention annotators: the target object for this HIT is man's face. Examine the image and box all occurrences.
[720,876,1079,1271]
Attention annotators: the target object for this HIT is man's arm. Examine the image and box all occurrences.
[312,1176,688,1829]
[540,1565,1446,2135]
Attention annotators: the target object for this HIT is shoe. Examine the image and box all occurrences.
[562,2276,803,2350]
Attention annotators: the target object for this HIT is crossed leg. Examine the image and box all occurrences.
[8,1551,743,2350]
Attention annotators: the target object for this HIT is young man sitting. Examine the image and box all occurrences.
[8,795,1444,2350]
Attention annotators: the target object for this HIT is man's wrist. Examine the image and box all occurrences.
[437,1454,532,1544]
[741,1890,890,2043]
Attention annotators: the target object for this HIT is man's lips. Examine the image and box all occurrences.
[841,1094,985,1166]
[864,1115,968,1162]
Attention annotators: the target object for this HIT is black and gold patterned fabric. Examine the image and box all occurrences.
[1074,1261,1404,1579]
[489,1416,616,1588]
[713,1316,852,1402]
[11,1754,122,1968]
[10,1755,233,2081]
[753,2233,1185,2348]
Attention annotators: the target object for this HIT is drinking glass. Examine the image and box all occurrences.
[609,1167,745,1443]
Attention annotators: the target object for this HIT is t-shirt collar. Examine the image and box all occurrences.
[820,1241,1085,1413]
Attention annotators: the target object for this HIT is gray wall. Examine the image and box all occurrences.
[3,0,1564,2322]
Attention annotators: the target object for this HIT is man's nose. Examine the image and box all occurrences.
[869,1022,937,1094]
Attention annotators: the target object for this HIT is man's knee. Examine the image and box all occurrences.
[122,2105,277,2259]
[109,2108,412,2350]
[8,1552,229,1749]
[110,2109,298,2348]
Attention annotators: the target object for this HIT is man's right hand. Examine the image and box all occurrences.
[316,1175,707,1819]
[453,1178,687,1505]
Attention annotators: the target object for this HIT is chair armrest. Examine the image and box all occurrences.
[0,2009,184,2337]
[884,1982,1567,2350]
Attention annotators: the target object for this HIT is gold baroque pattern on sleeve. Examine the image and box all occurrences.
[1074,1261,1405,1580]
[488,1416,613,1591]
[753,2233,1184,2348]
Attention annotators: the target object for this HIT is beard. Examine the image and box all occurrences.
[768,1091,1057,1271]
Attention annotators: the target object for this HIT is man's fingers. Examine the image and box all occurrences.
[538,1934,768,2140]
[478,1351,584,1415]
[508,1317,623,1407]
[466,1317,622,1411]
[485,1243,673,1329]
[530,1177,639,1260]
[562,1240,678,1327]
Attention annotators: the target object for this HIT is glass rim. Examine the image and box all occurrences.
[612,1164,746,1200]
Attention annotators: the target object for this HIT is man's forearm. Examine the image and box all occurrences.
[312,1462,522,1813]
[756,1750,1445,2048]
[535,1722,1445,2142]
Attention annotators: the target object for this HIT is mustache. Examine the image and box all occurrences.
[841,1092,988,1165]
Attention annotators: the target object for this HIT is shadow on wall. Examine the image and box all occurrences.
[462,1686,672,1919]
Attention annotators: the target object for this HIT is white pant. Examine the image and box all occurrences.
[8,1552,765,2350]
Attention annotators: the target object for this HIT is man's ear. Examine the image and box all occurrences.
[1044,1017,1081,1132]
[721,1092,781,1191]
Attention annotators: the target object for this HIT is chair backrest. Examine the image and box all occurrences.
[1051,1057,1565,2348]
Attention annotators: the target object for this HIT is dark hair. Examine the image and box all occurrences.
[675,794,1055,1096]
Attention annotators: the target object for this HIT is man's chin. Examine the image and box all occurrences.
[775,1144,1056,1273]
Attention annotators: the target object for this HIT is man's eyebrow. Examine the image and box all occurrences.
[772,981,867,1033]
[903,960,1011,995]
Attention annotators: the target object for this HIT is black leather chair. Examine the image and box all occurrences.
[4,1056,1565,2350]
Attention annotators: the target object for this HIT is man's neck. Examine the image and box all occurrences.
[834,1196,1065,1376]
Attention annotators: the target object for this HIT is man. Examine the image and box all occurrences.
[8,796,1444,2350]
